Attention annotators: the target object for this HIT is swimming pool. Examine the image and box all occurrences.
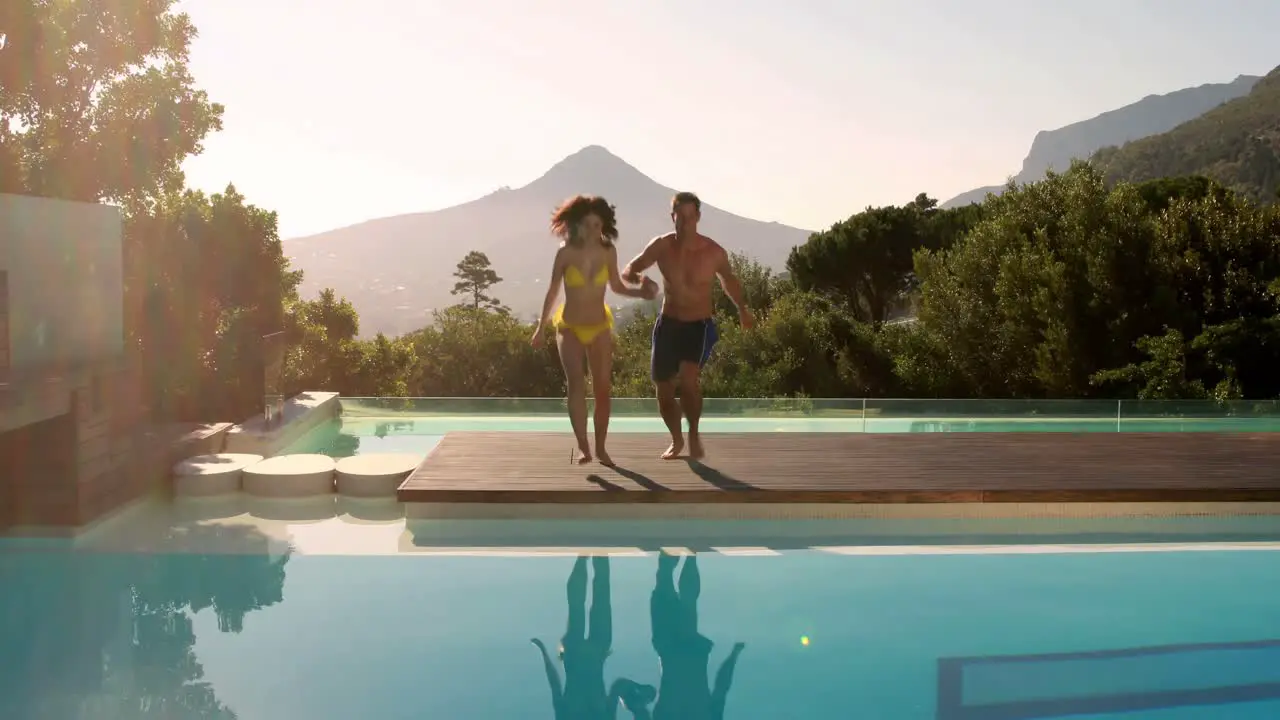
[3,510,1280,719]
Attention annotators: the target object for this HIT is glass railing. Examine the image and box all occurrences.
[261,331,286,428]
[334,396,1280,432]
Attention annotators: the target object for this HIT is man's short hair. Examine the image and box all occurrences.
[671,191,701,213]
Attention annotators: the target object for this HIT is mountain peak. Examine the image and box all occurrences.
[570,144,617,159]
[526,145,653,194]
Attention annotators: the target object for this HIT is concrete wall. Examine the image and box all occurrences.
[1,361,230,531]
[0,193,124,373]
[0,270,8,372]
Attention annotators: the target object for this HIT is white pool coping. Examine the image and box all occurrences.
[5,496,1280,558]
[223,391,339,457]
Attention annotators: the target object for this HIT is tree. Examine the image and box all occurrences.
[902,163,1168,397]
[407,306,562,396]
[127,186,303,419]
[451,250,507,313]
[282,289,360,395]
[1092,329,1207,400]
[0,0,224,202]
[786,194,973,324]
[896,163,1280,400]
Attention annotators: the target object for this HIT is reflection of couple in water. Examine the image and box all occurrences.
[531,553,745,719]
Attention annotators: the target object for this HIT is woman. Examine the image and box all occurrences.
[532,194,657,465]
[530,555,657,719]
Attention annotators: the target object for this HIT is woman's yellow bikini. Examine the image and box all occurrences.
[554,264,614,344]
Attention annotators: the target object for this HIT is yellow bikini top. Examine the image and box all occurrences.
[564,264,608,288]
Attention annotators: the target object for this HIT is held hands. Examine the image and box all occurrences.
[639,276,659,300]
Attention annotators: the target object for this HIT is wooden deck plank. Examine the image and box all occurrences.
[396,431,1280,504]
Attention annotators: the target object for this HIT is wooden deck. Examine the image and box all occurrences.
[396,431,1280,504]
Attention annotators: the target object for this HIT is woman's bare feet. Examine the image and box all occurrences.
[597,448,614,466]
[575,442,593,464]
[661,435,684,459]
[688,432,705,460]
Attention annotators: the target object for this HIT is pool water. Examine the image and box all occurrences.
[282,415,1280,457]
[3,535,1279,719]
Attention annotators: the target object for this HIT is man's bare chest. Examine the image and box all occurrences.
[657,250,716,287]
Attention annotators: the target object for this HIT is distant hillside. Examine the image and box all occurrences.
[943,74,1261,208]
[1092,65,1280,203]
[285,146,813,337]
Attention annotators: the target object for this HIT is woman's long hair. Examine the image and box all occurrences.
[550,195,619,247]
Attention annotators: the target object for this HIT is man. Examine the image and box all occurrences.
[622,192,754,460]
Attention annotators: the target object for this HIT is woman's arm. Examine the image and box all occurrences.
[530,639,564,718]
[536,247,566,327]
[607,245,651,298]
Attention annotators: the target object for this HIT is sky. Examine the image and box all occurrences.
[177,0,1280,239]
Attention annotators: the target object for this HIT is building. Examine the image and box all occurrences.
[0,193,217,531]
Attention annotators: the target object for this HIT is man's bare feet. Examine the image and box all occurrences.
[575,443,592,465]
[597,448,614,466]
[661,435,684,460]
[688,433,705,460]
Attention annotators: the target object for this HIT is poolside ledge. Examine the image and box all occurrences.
[223,391,338,457]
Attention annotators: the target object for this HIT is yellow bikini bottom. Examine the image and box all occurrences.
[553,304,614,345]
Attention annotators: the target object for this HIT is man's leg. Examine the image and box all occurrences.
[678,361,704,459]
[682,319,715,460]
[656,379,683,459]
[651,316,685,459]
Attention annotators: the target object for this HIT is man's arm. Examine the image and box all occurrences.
[714,246,746,311]
[711,642,746,720]
[714,246,755,329]
[621,234,668,284]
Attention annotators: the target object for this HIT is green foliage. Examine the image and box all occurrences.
[1092,329,1207,400]
[27,2,1280,411]
[897,162,1280,400]
[0,0,223,201]
[787,194,980,323]
[451,250,507,313]
[196,165,1280,405]
[711,252,781,319]
[407,306,562,396]
[127,185,300,419]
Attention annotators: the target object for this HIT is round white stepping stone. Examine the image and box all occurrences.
[242,454,336,497]
[335,453,421,497]
[172,453,264,497]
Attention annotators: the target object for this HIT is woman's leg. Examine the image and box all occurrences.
[557,329,591,462]
[586,331,615,465]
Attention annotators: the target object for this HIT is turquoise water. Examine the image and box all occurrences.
[282,414,1280,457]
[3,538,1280,718]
